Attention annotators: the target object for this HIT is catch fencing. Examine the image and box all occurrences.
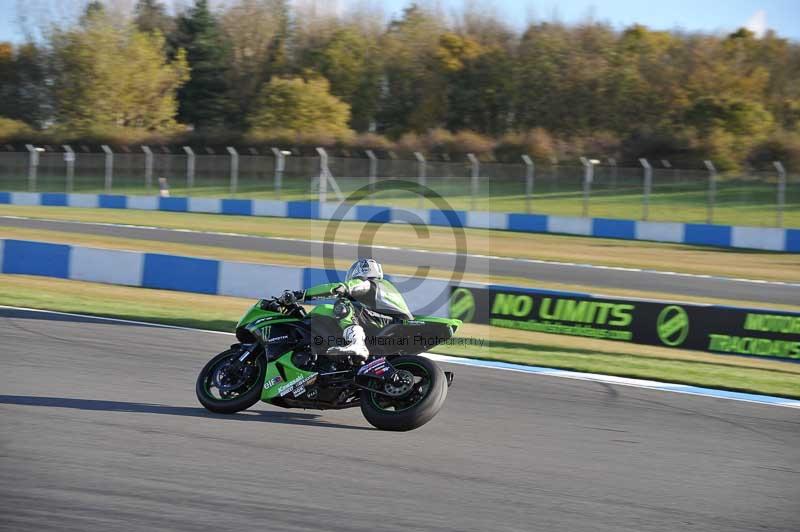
[0,146,797,228]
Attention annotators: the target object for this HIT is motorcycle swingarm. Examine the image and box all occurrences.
[354,371,453,396]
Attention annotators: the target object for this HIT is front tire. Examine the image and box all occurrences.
[360,356,448,431]
[196,348,266,414]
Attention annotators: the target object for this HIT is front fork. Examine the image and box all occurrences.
[228,343,262,375]
[237,343,259,363]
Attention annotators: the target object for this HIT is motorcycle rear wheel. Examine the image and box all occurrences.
[359,356,448,431]
[196,348,266,414]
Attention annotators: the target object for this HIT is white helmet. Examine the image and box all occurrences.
[346,258,383,281]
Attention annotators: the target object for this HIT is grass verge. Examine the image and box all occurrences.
[1,274,798,399]
[1,204,798,282]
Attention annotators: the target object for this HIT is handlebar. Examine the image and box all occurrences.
[260,290,308,317]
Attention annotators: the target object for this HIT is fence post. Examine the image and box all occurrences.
[640,158,652,221]
[101,145,113,192]
[366,149,378,194]
[579,156,594,217]
[226,146,238,194]
[467,153,479,211]
[25,144,38,192]
[317,147,329,203]
[414,152,426,208]
[774,161,786,228]
[703,160,717,224]
[63,145,74,193]
[183,146,194,190]
[270,147,285,199]
[142,146,153,192]
[521,155,534,214]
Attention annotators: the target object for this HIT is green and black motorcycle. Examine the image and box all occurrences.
[196,290,460,431]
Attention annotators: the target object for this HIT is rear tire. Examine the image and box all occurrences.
[360,356,448,431]
[196,348,266,414]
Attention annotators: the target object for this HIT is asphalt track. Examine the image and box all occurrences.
[1,307,798,532]
[2,216,799,306]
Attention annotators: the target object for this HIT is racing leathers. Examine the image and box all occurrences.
[301,278,413,361]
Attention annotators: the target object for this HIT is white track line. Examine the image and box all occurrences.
[3,305,798,409]
[2,215,797,288]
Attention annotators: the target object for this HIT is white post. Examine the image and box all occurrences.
[271,147,285,199]
[414,151,426,208]
[142,146,153,192]
[467,153,479,211]
[366,149,378,194]
[640,158,652,221]
[226,146,239,194]
[183,146,194,190]
[101,145,113,192]
[63,145,75,193]
[774,161,786,228]
[316,147,329,203]
[521,154,534,214]
[25,144,38,192]
[579,156,594,217]
[703,160,717,224]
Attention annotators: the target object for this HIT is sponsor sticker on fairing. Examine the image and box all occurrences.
[263,375,284,389]
[358,357,391,377]
[278,373,318,397]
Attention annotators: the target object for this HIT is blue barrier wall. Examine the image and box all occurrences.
[0,239,451,317]
[0,191,796,252]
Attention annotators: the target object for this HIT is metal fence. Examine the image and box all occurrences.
[0,145,796,228]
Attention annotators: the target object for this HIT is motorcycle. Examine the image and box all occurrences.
[196,290,460,431]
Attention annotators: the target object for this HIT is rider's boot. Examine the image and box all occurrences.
[326,325,369,362]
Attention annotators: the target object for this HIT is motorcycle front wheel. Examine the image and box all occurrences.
[360,355,448,431]
[196,347,266,414]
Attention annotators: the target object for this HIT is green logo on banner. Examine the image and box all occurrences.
[450,288,476,322]
[657,305,689,346]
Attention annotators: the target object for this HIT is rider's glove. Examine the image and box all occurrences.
[330,283,348,296]
[260,299,280,311]
[278,290,298,305]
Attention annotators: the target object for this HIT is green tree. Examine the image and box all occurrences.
[378,5,446,134]
[435,32,514,135]
[304,26,382,131]
[173,0,231,129]
[685,96,775,170]
[134,0,174,36]
[248,76,351,137]
[0,42,47,126]
[220,0,291,128]
[686,96,774,138]
[49,10,188,134]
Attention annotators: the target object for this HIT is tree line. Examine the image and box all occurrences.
[1,0,799,170]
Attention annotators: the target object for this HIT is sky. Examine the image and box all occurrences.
[0,0,798,42]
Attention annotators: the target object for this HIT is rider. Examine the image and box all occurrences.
[292,258,413,362]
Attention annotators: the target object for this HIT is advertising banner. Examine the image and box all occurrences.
[449,286,800,360]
